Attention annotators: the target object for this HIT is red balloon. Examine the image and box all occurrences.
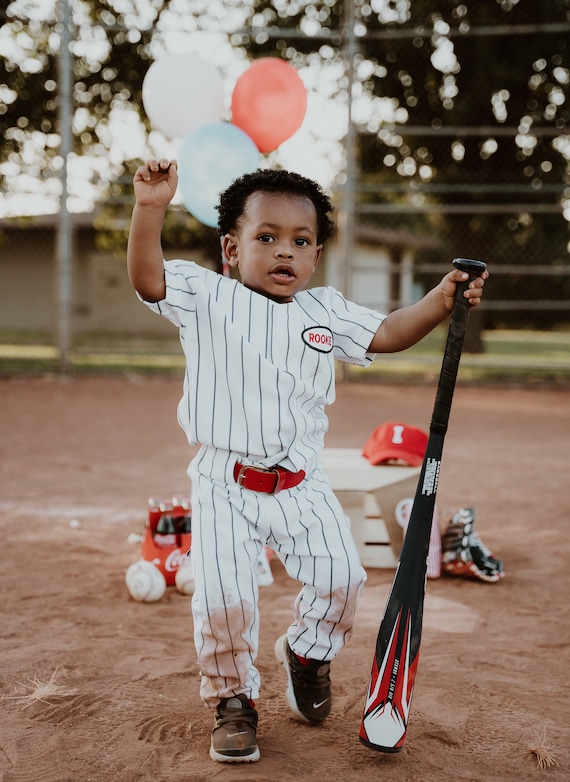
[231,58,307,153]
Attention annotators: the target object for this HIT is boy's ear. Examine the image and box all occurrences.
[221,234,239,267]
[313,245,322,270]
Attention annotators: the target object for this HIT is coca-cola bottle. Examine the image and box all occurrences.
[147,497,162,534]
[171,496,192,534]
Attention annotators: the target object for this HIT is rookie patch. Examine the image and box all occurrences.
[302,326,334,353]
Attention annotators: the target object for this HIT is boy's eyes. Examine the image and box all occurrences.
[257,234,311,246]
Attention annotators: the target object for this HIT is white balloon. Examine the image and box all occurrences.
[142,53,224,140]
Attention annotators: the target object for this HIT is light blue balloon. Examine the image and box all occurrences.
[178,122,261,227]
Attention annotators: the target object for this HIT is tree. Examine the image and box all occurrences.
[0,1,161,191]
[238,1,570,331]
[2,1,569,327]
[0,0,232,259]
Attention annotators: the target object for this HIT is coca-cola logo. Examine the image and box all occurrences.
[153,533,177,547]
[164,548,191,572]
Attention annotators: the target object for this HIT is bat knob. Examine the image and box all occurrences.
[452,258,487,277]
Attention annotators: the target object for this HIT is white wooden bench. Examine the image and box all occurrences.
[320,448,421,568]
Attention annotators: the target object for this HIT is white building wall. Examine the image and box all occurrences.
[324,238,414,314]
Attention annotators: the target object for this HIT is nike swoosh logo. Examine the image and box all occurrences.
[227,731,249,738]
[312,699,329,709]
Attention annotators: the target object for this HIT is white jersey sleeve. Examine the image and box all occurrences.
[300,287,386,366]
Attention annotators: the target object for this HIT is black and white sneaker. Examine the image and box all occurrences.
[442,507,504,583]
[210,694,260,763]
[274,635,331,723]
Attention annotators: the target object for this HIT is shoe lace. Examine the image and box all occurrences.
[215,696,257,728]
[289,652,330,692]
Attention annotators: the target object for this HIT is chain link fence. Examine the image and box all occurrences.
[1,1,569,379]
[353,121,570,357]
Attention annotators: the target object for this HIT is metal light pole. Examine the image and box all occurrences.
[338,0,358,297]
[335,0,358,380]
[55,0,73,374]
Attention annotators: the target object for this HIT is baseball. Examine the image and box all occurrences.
[175,562,195,595]
[395,497,413,529]
[125,559,166,602]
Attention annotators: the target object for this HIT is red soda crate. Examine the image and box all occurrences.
[140,496,192,586]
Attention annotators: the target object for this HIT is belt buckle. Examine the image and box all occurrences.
[236,464,282,494]
[235,463,251,488]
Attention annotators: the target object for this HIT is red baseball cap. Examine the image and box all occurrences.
[362,422,427,466]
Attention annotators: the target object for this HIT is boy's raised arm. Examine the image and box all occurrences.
[127,159,178,303]
[368,266,488,354]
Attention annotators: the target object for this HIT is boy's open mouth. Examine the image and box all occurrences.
[271,265,296,279]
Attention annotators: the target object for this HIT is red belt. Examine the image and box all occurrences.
[233,462,306,494]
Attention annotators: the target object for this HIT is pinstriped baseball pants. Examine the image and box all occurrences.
[188,446,367,707]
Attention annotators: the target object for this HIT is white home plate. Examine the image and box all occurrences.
[357,584,479,634]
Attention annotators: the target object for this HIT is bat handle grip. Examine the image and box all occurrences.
[452,257,487,286]
[431,258,487,435]
[450,257,488,320]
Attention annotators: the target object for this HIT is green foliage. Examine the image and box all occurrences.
[239,1,570,328]
[2,1,569,329]
[0,0,174,186]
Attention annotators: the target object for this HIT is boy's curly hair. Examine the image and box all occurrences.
[216,168,335,245]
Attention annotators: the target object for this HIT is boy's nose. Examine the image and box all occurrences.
[275,243,294,259]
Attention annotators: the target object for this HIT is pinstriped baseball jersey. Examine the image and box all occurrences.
[143,260,385,472]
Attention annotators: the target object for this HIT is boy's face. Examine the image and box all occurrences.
[222,191,322,303]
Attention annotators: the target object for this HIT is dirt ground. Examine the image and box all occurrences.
[1,375,569,782]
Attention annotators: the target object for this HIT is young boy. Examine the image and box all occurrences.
[127,159,487,764]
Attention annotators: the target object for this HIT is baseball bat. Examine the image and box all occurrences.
[359,257,487,753]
